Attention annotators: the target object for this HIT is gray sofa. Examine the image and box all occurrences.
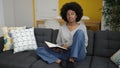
[0,28,120,68]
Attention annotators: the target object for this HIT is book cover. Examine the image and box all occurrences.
[45,41,67,50]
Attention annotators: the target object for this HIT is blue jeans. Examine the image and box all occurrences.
[36,30,86,63]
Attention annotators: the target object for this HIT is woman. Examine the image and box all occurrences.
[36,2,88,68]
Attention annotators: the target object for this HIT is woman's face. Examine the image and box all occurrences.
[66,10,77,23]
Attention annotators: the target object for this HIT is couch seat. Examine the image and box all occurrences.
[91,56,118,68]
[31,56,92,68]
[31,59,60,68]
[0,50,39,68]
[76,56,92,68]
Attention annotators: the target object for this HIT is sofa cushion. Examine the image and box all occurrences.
[86,30,94,56]
[0,37,4,52]
[76,56,92,68]
[0,50,39,68]
[10,28,37,53]
[91,56,118,68]
[94,31,120,57]
[31,59,60,68]
[31,56,92,68]
[34,28,53,47]
[52,29,59,43]
[1,26,26,51]
[111,49,120,65]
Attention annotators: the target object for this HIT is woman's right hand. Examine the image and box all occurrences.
[62,44,69,49]
[53,48,63,52]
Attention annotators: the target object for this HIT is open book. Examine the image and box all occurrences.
[45,41,67,50]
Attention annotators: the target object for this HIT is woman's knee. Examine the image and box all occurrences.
[75,30,84,36]
[73,29,85,43]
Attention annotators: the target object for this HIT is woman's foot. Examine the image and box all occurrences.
[55,59,61,64]
[68,58,76,68]
[56,60,67,68]
[69,57,75,63]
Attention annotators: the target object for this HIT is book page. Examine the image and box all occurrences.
[45,41,67,50]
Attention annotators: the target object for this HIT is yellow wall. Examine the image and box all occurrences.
[58,0,102,21]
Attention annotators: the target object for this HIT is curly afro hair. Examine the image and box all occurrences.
[60,2,83,23]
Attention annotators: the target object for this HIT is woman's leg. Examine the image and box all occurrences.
[70,29,86,62]
[36,47,63,64]
[36,47,68,63]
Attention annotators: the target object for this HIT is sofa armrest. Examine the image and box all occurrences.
[0,36,4,53]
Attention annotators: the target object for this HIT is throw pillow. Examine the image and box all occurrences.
[110,49,120,65]
[1,26,26,51]
[10,28,37,53]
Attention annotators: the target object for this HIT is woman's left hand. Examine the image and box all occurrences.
[62,44,69,49]
[53,48,63,52]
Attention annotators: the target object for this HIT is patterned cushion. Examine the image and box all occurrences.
[111,49,120,65]
[1,26,26,51]
[10,28,37,53]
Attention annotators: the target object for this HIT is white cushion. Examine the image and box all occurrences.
[10,28,37,53]
[111,49,120,65]
[1,26,26,51]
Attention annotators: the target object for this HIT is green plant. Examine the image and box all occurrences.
[103,0,120,31]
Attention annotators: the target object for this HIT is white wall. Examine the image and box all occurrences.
[2,0,58,27]
[3,0,15,27]
[35,0,58,20]
[0,0,4,36]
[0,0,5,36]
[0,0,5,26]
[13,0,33,27]
[2,0,33,27]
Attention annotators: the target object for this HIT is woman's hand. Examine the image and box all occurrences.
[53,48,63,52]
[62,44,69,49]
[53,44,69,52]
